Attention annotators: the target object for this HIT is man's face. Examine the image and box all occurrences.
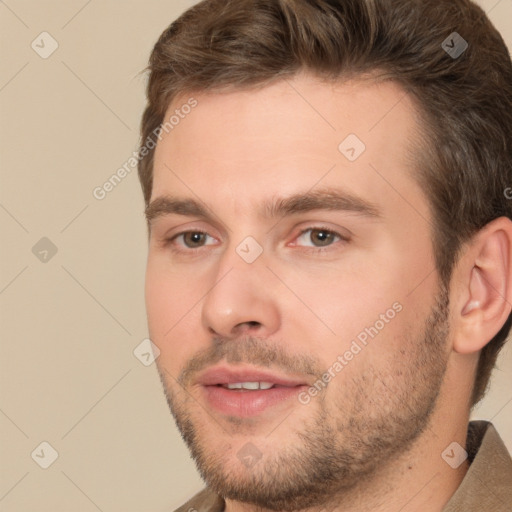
[145,74,451,508]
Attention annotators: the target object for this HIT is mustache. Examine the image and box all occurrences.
[177,336,323,387]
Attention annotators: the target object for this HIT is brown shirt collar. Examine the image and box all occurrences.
[442,421,512,511]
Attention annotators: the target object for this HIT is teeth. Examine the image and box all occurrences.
[226,382,274,390]
[240,382,259,390]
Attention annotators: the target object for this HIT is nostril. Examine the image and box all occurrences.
[235,321,261,330]
[222,320,263,339]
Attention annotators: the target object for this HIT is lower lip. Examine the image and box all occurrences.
[202,385,305,417]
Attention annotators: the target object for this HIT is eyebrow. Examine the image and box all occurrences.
[145,188,382,227]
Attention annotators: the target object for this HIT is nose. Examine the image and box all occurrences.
[201,247,281,339]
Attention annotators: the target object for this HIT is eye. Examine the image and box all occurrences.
[163,227,347,254]
[293,227,345,248]
[170,230,217,250]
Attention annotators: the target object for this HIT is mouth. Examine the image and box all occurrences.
[196,366,309,417]
[218,381,284,390]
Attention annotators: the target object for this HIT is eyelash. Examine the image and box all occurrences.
[163,226,349,255]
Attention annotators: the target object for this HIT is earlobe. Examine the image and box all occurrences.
[454,219,512,355]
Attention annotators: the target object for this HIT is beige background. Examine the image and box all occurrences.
[0,0,511,510]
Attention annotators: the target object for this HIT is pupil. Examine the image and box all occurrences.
[186,232,204,247]
[313,230,332,246]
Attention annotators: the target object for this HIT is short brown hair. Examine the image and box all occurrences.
[138,0,512,406]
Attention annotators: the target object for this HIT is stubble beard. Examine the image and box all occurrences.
[157,287,450,510]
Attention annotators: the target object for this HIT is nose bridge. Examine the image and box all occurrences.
[213,231,267,287]
[201,236,280,338]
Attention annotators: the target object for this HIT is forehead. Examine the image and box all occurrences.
[151,73,430,226]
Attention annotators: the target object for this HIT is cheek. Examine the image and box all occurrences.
[145,254,201,328]
[145,263,172,336]
[145,260,204,372]
[278,247,434,359]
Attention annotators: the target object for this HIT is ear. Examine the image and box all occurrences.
[451,216,512,355]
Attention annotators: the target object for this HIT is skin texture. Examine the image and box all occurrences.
[144,73,512,511]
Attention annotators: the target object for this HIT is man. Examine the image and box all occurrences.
[138,0,512,510]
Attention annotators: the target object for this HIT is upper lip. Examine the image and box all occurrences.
[196,365,309,387]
